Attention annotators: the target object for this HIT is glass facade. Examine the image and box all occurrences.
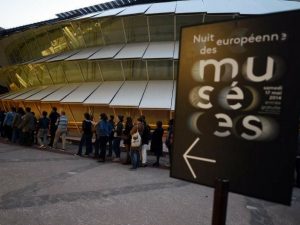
[0,6,238,134]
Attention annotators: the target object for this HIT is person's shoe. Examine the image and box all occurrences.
[98,159,105,162]
[129,167,136,170]
[112,158,121,162]
[38,145,44,149]
[75,153,82,156]
[141,163,147,167]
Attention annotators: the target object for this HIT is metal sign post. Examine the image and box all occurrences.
[212,179,229,225]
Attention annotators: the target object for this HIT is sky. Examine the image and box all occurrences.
[0,0,109,29]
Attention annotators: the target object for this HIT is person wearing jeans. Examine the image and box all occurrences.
[53,111,68,150]
[95,113,110,162]
[37,111,50,148]
[129,118,144,170]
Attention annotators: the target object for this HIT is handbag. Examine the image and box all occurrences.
[131,126,141,147]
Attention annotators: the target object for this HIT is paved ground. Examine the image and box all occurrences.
[0,142,300,225]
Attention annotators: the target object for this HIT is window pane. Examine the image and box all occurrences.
[149,15,174,41]
[122,60,146,80]
[101,18,125,45]
[123,16,148,42]
[147,60,173,80]
[99,60,123,81]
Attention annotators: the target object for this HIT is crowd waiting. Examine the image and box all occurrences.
[0,106,174,170]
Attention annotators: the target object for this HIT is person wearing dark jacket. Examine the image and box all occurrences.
[122,117,133,164]
[95,113,110,162]
[151,121,164,167]
[107,115,115,158]
[37,111,50,148]
[140,115,150,167]
[77,113,93,156]
[48,107,59,147]
[112,115,124,162]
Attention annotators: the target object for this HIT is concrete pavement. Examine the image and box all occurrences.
[0,142,299,225]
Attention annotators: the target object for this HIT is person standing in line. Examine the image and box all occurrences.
[112,115,124,162]
[77,113,92,156]
[31,112,38,145]
[18,107,34,146]
[37,111,50,148]
[165,119,174,167]
[3,106,16,141]
[140,115,150,167]
[129,117,144,170]
[48,107,59,147]
[0,108,6,137]
[53,111,68,150]
[151,121,164,167]
[107,115,115,158]
[122,117,133,164]
[96,113,110,162]
[11,107,24,143]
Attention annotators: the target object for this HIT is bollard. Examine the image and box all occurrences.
[212,178,229,225]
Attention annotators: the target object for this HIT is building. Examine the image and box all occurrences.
[0,0,299,136]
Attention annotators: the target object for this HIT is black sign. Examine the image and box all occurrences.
[171,10,300,205]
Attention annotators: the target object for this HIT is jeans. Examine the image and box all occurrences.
[113,137,121,158]
[99,136,109,160]
[130,148,140,169]
[53,128,67,149]
[12,128,20,143]
[38,128,48,146]
[78,133,92,155]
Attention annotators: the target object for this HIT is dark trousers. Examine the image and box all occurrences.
[49,126,57,147]
[113,137,121,158]
[99,136,109,160]
[78,133,92,155]
[108,136,113,156]
[4,125,12,140]
[20,131,32,146]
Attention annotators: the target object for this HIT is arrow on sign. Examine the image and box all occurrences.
[183,137,216,179]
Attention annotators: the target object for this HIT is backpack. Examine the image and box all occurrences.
[131,127,141,147]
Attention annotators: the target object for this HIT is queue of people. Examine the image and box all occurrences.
[75,112,174,170]
[0,106,174,170]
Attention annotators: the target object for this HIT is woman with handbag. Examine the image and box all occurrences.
[129,117,144,170]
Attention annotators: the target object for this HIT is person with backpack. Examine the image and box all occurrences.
[37,111,50,148]
[95,113,110,162]
[77,112,92,156]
